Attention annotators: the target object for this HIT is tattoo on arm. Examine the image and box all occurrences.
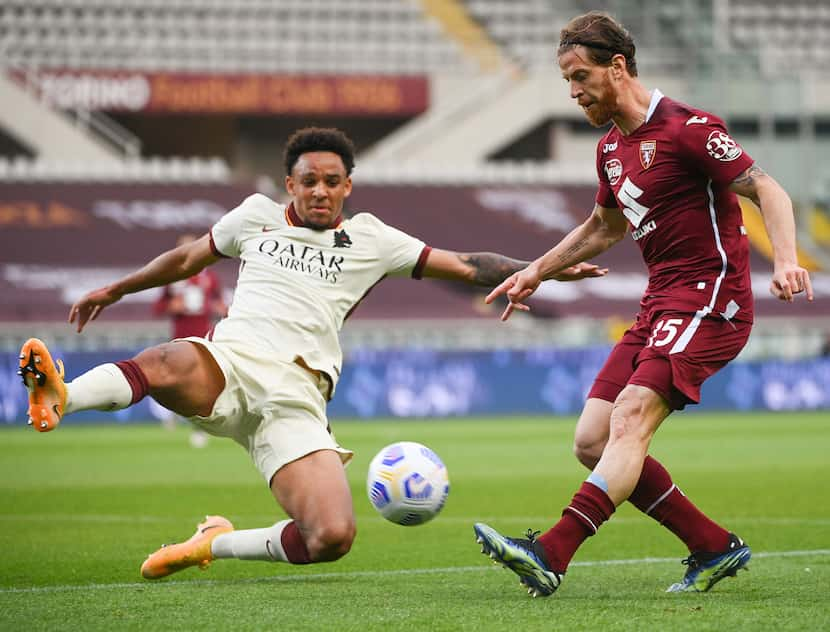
[557,238,589,265]
[732,164,766,188]
[459,253,527,286]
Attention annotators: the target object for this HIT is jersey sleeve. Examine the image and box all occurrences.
[364,213,428,277]
[594,140,617,208]
[677,115,754,187]
[210,194,263,258]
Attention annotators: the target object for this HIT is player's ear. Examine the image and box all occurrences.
[285,175,295,196]
[610,54,626,80]
[343,176,352,198]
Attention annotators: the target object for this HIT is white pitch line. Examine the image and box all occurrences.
[1,549,828,596]
[2,514,829,526]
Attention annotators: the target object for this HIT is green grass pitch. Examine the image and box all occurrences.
[1,411,828,631]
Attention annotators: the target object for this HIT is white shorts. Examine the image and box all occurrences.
[178,337,353,484]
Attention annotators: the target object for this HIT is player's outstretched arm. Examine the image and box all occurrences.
[420,250,607,286]
[420,250,528,286]
[69,234,221,332]
[729,164,814,302]
[486,205,624,320]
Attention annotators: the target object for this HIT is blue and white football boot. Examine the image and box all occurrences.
[473,523,562,598]
[666,533,751,592]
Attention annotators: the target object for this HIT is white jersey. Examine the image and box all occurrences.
[209,193,428,396]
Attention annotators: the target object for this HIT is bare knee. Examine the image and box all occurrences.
[608,386,666,447]
[133,343,189,390]
[131,342,221,417]
[305,518,356,562]
[573,433,604,468]
[573,399,612,469]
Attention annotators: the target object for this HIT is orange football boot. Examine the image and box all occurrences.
[19,338,67,432]
[141,515,234,580]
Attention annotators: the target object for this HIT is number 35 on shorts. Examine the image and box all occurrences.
[647,318,686,348]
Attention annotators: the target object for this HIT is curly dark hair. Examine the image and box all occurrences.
[283,127,356,176]
[558,11,638,77]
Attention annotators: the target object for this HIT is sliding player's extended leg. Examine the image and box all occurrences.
[140,449,355,579]
[19,338,224,431]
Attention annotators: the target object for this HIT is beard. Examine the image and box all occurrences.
[584,99,615,127]
[582,77,617,127]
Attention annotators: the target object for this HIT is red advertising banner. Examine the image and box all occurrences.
[8,70,430,116]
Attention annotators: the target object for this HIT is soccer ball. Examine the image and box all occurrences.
[366,441,449,526]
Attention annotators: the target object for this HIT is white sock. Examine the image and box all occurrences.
[211,519,291,562]
[65,363,134,414]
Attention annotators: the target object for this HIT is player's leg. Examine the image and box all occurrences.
[132,341,224,417]
[586,384,671,502]
[475,384,669,597]
[140,449,354,579]
[572,397,611,469]
[576,330,738,557]
[265,449,355,563]
[141,359,355,579]
[576,399,734,556]
[530,385,669,572]
[206,449,355,565]
[577,336,751,592]
[634,317,753,591]
[19,337,224,432]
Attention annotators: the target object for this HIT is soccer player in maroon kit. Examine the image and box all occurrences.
[476,12,814,597]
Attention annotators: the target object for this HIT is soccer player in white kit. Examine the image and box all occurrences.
[19,127,607,579]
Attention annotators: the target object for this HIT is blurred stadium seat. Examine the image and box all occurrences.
[0,0,472,75]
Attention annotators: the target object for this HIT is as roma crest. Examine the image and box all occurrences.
[639,140,657,169]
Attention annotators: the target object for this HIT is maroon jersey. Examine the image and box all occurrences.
[595,92,755,322]
[153,269,223,339]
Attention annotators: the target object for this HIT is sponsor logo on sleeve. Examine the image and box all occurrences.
[604,158,623,185]
[685,115,708,125]
[705,130,743,161]
[602,140,618,153]
[639,140,657,169]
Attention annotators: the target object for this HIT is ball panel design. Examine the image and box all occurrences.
[366,441,449,526]
[381,444,406,466]
[369,480,391,510]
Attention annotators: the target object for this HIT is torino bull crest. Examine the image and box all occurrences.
[366,441,450,526]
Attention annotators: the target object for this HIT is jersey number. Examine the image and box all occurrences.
[647,318,685,348]
[618,177,650,228]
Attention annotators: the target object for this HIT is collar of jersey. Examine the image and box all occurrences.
[645,88,664,124]
[285,202,343,230]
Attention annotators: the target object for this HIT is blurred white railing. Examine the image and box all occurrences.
[0,316,826,360]
[0,155,231,183]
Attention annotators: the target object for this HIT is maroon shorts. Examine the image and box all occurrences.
[588,307,752,410]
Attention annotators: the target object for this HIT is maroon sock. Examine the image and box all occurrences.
[628,455,729,553]
[114,360,149,404]
[537,481,615,573]
[281,521,312,564]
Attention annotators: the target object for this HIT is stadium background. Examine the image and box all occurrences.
[1,0,828,423]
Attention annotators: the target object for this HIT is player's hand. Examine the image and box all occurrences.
[552,262,608,282]
[485,265,542,321]
[770,263,813,303]
[69,287,122,333]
